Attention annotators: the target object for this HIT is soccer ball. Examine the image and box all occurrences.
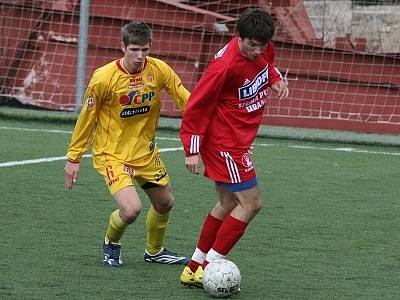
[203,258,241,298]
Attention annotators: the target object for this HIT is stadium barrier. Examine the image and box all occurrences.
[1,0,399,134]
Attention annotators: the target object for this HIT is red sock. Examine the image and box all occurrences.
[212,214,247,256]
[197,213,223,253]
[188,213,223,272]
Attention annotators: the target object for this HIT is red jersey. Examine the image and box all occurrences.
[180,37,283,156]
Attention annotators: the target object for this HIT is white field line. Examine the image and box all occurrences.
[1,126,399,168]
[256,143,400,156]
[0,126,73,134]
[0,126,180,140]
[0,147,183,168]
[0,154,91,167]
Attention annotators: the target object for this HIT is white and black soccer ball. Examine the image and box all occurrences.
[203,258,241,298]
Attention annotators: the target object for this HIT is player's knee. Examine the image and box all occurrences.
[245,197,262,215]
[154,195,174,213]
[221,200,237,213]
[120,203,143,223]
[252,200,263,214]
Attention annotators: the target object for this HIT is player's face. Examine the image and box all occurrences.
[238,37,266,61]
[121,42,150,73]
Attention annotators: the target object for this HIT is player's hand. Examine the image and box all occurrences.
[271,80,289,100]
[64,160,80,190]
[248,143,254,155]
[185,155,200,175]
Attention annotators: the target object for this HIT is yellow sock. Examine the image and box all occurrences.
[105,209,128,243]
[146,206,169,255]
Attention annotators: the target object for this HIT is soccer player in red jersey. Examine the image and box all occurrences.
[180,7,289,286]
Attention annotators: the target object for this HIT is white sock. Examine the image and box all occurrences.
[191,247,207,264]
[205,248,225,263]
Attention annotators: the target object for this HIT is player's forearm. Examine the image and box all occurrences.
[66,110,96,161]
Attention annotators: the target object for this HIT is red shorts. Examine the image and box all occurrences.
[200,147,256,183]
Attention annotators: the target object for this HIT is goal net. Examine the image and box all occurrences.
[1,0,399,134]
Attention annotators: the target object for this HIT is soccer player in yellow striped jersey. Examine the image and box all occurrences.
[64,21,189,267]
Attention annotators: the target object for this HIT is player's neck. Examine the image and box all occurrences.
[121,58,144,74]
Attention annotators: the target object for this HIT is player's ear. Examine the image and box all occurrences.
[120,42,126,53]
[237,36,243,48]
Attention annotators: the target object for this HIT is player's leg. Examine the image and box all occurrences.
[185,187,235,270]
[135,152,188,265]
[181,187,236,287]
[110,185,143,239]
[181,148,243,286]
[196,148,261,265]
[205,183,262,265]
[95,161,142,267]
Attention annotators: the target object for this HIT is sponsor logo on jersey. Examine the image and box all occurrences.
[245,99,266,113]
[238,66,268,100]
[242,152,254,172]
[86,95,95,110]
[147,73,155,82]
[123,165,135,177]
[128,77,144,89]
[149,140,155,152]
[128,83,144,90]
[120,106,150,118]
[154,167,167,182]
[238,90,268,109]
[119,90,155,106]
[130,77,143,83]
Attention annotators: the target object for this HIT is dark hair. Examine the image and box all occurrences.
[121,20,152,46]
[236,7,275,45]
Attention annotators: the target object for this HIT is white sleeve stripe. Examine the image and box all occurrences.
[220,151,241,183]
[274,67,283,79]
[190,135,200,154]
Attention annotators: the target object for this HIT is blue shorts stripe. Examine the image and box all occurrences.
[215,177,258,192]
